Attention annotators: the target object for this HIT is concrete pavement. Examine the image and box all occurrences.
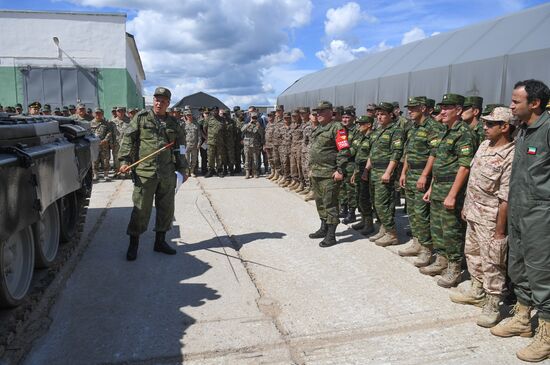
[22,176,535,364]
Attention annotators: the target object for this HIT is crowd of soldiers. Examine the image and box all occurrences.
[299,79,550,363]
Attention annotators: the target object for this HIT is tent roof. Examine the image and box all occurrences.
[280,3,550,98]
[172,91,228,110]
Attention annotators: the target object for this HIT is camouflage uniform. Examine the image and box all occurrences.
[290,117,304,183]
[279,118,292,182]
[463,139,515,295]
[264,119,276,171]
[301,120,315,189]
[184,119,201,175]
[204,115,226,173]
[369,118,404,230]
[340,125,359,212]
[91,117,114,178]
[113,116,131,170]
[224,115,237,171]
[431,119,475,262]
[352,123,374,224]
[233,115,244,172]
[241,119,264,176]
[404,114,445,246]
[272,117,284,175]
[119,109,188,236]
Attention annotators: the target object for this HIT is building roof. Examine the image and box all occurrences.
[278,2,550,113]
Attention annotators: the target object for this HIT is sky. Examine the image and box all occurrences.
[1,0,548,107]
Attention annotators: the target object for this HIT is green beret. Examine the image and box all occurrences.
[463,96,484,109]
[375,102,394,113]
[313,100,333,111]
[438,93,465,106]
[357,115,374,124]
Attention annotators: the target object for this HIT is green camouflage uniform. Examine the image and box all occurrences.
[204,115,226,172]
[119,110,188,236]
[369,116,403,230]
[310,117,349,225]
[224,116,237,168]
[340,125,359,210]
[431,119,475,262]
[353,127,374,223]
[91,117,114,174]
[404,114,445,246]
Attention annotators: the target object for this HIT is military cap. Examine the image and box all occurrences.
[291,109,300,116]
[184,110,193,116]
[54,107,60,112]
[357,115,374,124]
[15,103,23,109]
[112,106,117,110]
[311,110,318,116]
[76,103,86,109]
[29,101,41,109]
[268,111,276,116]
[233,106,241,112]
[211,105,219,110]
[283,111,291,117]
[153,86,171,99]
[299,106,310,113]
[375,102,394,113]
[463,96,484,109]
[94,107,104,113]
[63,106,69,111]
[223,109,230,115]
[86,108,92,114]
[313,100,333,111]
[392,101,400,108]
[275,105,284,111]
[426,98,436,109]
[438,93,465,106]
[43,104,51,111]
[334,105,344,114]
[432,105,441,115]
[68,104,76,110]
[482,103,505,116]
[404,96,426,107]
[201,107,210,113]
[481,106,513,124]
[343,106,356,116]
[366,103,377,111]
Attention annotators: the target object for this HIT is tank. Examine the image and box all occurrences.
[0,112,99,308]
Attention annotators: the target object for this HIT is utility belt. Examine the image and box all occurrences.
[371,161,389,169]
[407,161,426,170]
[433,175,455,183]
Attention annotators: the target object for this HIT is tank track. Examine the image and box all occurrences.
[0,185,91,364]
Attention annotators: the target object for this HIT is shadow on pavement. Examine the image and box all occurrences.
[177,231,286,253]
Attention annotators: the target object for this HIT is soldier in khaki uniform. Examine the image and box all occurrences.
[289,110,304,191]
[264,111,276,179]
[450,107,515,328]
[490,80,550,363]
[183,110,201,177]
[119,87,188,261]
[302,110,318,201]
[270,105,284,182]
[278,112,292,187]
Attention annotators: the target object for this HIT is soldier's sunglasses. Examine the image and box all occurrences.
[483,120,505,128]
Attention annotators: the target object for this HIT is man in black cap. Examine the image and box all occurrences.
[118,87,188,261]
[28,101,41,115]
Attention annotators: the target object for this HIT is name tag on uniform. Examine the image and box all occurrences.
[527,146,537,155]
[179,145,187,155]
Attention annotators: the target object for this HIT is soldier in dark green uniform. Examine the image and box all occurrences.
[222,108,236,175]
[308,101,349,248]
[366,102,404,247]
[398,97,445,266]
[420,93,475,288]
[118,87,188,261]
[462,96,484,149]
[204,107,226,177]
[233,106,244,173]
[90,108,114,181]
[350,115,375,235]
[340,106,359,224]
[490,80,550,362]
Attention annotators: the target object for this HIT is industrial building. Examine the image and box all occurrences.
[277,3,550,114]
[0,10,145,112]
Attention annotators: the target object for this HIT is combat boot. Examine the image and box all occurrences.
[288,180,297,190]
[103,169,111,181]
[319,224,338,248]
[477,294,502,328]
[339,204,348,218]
[300,186,310,195]
[398,238,422,257]
[491,302,533,338]
[245,170,251,179]
[253,170,260,178]
[374,229,399,247]
[271,171,280,181]
[282,179,292,188]
[517,318,550,362]
[126,235,139,261]
[351,216,365,230]
[277,176,286,185]
[93,169,99,181]
[369,225,386,242]
[360,220,375,236]
[309,219,328,239]
[153,231,177,255]
[419,254,448,276]
[205,169,214,178]
[304,190,315,201]
[414,245,433,267]
[267,170,274,179]
[291,181,300,190]
[342,209,356,224]
[449,277,486,307]
[295,182,305,193]
[437,260,463,288]
[229,166,235,176]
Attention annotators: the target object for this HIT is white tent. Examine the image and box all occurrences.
[277,3,550,114]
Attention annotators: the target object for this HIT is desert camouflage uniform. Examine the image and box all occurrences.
[264,120,276,170]
[241,121,265,175]
[272,118,284,174]
[301,121,315,188]
[463,139,515,294]
[290,120,304,183]
[279,123,292,181]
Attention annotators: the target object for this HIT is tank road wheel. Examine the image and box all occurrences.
[0,227,35,308]
[58,192,78,243]
[33,202,61,268]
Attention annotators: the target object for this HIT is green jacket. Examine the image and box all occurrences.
[119,110,188,178]
[431,119,475,201]
[204,116,226,145]
[368,120,404,168]
[344,125,359,172]
[405,116,445,172]
[471,121,485,151]
[309,121,349,178]
[353,131,372,174]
